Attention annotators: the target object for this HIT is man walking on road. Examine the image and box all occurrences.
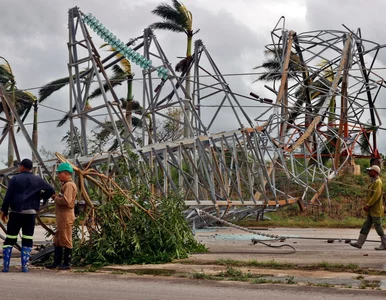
[0,158,55,272]
[350,165,386,250]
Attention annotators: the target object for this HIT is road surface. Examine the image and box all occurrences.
[0,270,385,299]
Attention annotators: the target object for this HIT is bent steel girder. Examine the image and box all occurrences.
[0,11,386,230]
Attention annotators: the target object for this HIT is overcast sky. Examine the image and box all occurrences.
[1,0,386,164]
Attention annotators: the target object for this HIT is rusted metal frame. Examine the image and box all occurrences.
[333,35,352,170]
[151,147,178,195]
[165,145,201,203]
[246,131,278,203]
[137,150,164,197]
[207,137,233,202]
[276,31,294,143]
[293,33,313,143]
[226,136,244,202]
[286,37,352,153]
[213,134,254,203]
[180,143,216,203]
[239,133,259,203]
[194,140,218,200]
[220,138,230,196]
[234,133,272,203]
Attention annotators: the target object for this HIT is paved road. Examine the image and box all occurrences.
[0,270,385,299]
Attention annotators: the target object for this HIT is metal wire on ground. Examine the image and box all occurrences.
[196,209,296,254]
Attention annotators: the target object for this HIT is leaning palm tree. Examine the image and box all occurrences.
[151,0,194,138]
[0,57,37,166]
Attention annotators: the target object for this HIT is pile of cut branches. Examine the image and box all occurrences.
[51,153,206,266]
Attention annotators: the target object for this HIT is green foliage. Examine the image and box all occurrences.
[72,186,206,266]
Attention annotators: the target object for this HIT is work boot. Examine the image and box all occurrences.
[21,247,32,273]
[2,246,13,272]
[59,248,72,270]
[349,233,367,249]
[375,235,386,250]
[46,246,63,269]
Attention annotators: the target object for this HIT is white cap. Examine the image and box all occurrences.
[366,165,381,174]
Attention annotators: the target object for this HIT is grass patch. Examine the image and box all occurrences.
[207,259,384,275]
[236,171,386,229]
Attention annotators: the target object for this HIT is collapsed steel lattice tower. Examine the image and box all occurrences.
[1,10,386,228]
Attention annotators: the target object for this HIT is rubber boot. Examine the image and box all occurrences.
[2,246,12,272]
[46,246,63,269]
[59,248,72,270]
[375,235,386,250]
[21,247,32,273]
[349,233,367,249]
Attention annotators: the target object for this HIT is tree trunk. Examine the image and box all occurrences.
[183,33,193,138]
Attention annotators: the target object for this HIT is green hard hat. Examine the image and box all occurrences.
[57,162,74,173]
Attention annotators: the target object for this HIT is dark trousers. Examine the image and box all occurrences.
[360,215,384,237]
[4,212,36,247]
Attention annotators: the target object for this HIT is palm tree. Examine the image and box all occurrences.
[151,0,194,138]
[254,47,302,86]
[0,57,37,166]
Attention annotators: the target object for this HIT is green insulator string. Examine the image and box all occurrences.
[83,13,169,80]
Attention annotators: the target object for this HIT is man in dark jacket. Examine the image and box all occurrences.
[0,158,55,272]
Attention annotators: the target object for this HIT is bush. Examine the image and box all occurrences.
[72,186,206,266]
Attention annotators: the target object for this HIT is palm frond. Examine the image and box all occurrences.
[175,56,193,73]
[11,90,36,115]
[100,45,132,74]
[38,76,71,102]
[17,105,33,133]
[57,105,76,127]
[108,139,119,152]
[175,1,192,30]
[88,65,126,100]
[152,3,186,27]
[132,116,142,127]
[150,21,185,33]
[0,64,14,85]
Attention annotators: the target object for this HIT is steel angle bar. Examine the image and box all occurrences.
[151,147,178,193]
[180,143,216,203]
[137,150,164,196]
[68,9,88,155]
[201,46,252,128]
[150,33,196,136]
[219,136,256,203]
[165,145,201,203]
[0,85,59,189]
